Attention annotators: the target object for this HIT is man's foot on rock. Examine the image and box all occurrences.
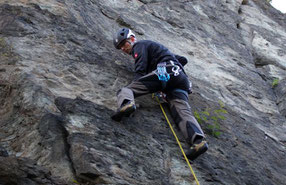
[111,101,136,122]
[186,140,208,161]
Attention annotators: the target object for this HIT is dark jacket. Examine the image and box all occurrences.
[131,40,181,80]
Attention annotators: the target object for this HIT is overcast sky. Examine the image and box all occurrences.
[271,0,286,13]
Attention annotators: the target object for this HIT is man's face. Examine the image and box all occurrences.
[120,39,133,54]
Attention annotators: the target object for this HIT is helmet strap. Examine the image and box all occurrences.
[127,36,136,46]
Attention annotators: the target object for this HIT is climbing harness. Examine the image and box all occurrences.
[155,61,182,81]
[153,95,200,185]
[155,62,170,82]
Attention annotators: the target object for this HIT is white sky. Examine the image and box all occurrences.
[271,0,286,13]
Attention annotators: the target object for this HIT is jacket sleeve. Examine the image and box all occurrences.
[132,44,149,81]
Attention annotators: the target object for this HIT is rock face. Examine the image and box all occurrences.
[0,0,285,184]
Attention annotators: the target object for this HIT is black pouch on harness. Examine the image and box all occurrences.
[175,55,188,66]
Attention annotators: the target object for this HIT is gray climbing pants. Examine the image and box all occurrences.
[116,65,205,145]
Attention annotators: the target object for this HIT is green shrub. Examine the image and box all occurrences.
[272,78,279,88]
[194,100,228,138]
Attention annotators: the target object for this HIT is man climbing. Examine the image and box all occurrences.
[111,28,208,160]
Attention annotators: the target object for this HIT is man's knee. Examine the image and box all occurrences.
[117,87,134,107]
[167,89,189,102]
[117,87,133,96]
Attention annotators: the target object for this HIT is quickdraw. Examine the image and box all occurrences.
[155,62,170,82]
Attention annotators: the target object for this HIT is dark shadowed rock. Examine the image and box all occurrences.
[0,156,67,185]
[0,146,8,157]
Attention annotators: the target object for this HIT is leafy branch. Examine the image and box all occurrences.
[194,100,228,138]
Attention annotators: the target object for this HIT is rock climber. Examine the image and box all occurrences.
[111,28,208,160]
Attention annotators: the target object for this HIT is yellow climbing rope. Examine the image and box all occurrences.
[155,96,200,185]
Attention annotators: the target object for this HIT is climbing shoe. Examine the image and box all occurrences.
[186,140,208,161]
[111,101,136,122]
